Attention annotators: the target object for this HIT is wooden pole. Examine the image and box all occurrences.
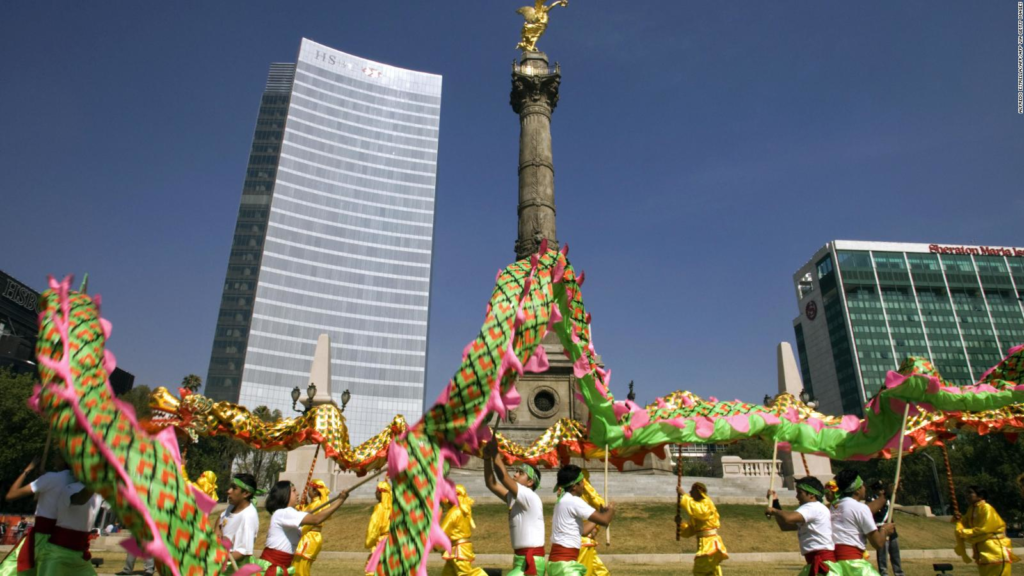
[40,427,53,471]
[940,443,960,519]
[307,469,386,514]
[765,440,779,519]
[676,445,684,540]
[299,444,321,507]
[884,403,911,523]
[604,444,610,546]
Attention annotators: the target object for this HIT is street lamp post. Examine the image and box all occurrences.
[797,388,818,475]
[291,382,318,414]
[920,452,948,515]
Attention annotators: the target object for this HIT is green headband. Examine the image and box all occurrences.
[232,477,265,496]
[554,471,585,501]
[841,476,863,496]
[522,465,540,489]
[796,483,824,498]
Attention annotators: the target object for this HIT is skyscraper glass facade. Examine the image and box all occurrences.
[207,39,441,442]
[792,241,1024,416]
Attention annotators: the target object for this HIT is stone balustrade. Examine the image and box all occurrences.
[714,455,783,479]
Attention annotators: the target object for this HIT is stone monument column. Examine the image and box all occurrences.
[777,342,833,486]
[511,52,560,260]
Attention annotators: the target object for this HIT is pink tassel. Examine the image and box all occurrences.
[99,318,112,339]
[523,345,550,373]
[572,354,590,378]
[365,537,387,574]
[103,350,117,375]
[501,383,522,412]
[387,441,409,477]
[499,341,524,377]
[154,427,182,466]
[538,238,548,255]
[577,271,585,287]
[192,488,216,515]
[547,303,563,330]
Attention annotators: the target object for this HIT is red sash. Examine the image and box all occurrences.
[834,544,864,561]
[514,546,546,575]
[548,543,580,562]
[803,548,836,575]
[16,516,57,571]
[50,525,92,560]
[259,548,295,576]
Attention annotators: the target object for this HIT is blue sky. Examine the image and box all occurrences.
[2,2,1021,410]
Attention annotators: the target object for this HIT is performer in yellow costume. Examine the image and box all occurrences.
[577,474,610,576]
[365,481,392,576]
[955,485,1019,576]
[676,482,729,576]
[439,485,486,576]
[291,479,330,576]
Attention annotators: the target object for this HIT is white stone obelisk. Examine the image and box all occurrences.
[777,342,833,487]
[279,334,339,491]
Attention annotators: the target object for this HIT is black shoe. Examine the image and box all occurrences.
[115,571,133,576]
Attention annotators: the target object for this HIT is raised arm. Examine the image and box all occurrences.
[764,493,803,531]
[5,458,39,501]
[483,437,512,500]
[301,491,347,526]
[867,497,887,515]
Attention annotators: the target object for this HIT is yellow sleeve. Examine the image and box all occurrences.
[365,502,389,550]
[957,503,1005,545]
[440,506,459,538]
[679,494,714,521]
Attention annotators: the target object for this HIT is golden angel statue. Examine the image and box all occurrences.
[516,0,569,52]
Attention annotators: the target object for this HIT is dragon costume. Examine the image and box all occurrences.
[33,243,1024,575]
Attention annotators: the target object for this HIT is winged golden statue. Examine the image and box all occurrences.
[516,0,568,52]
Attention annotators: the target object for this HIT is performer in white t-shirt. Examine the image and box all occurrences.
[255,480,347,576]
[483,431,546,576]
[41,482,103,576]
[829,470,893,574]
[545,464,615,576]
[0,454,76,575]
[216,473,262,568]
[766,476,835,576]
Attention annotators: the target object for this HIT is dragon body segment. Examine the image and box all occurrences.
[33,278,229,576]
[35,246,1024,575]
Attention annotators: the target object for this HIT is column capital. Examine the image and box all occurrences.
[510,71,561,115]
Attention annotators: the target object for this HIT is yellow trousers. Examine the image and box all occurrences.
[977,562,1012,576]
[291,529,323,576]
[693,554,723,576]
[578,544,610,576]
[441,558,487,576]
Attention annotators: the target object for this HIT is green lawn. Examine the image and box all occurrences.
[93,556,975,575]
[245,501,957,554]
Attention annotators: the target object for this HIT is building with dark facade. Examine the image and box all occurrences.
[793,241,1024,416]
[205,38,441,442]
[1,270,135,392]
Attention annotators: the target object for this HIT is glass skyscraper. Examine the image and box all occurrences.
[206,38,441,442]
[792,241,1024,416]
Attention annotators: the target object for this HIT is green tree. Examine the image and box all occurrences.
[181,374,202,393]
[0,368,48,514]
[720,437,774,460]
[117,384,152,421]
[232,406,287,492]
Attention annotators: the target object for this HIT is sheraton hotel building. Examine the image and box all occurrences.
[793,241,1024,417]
